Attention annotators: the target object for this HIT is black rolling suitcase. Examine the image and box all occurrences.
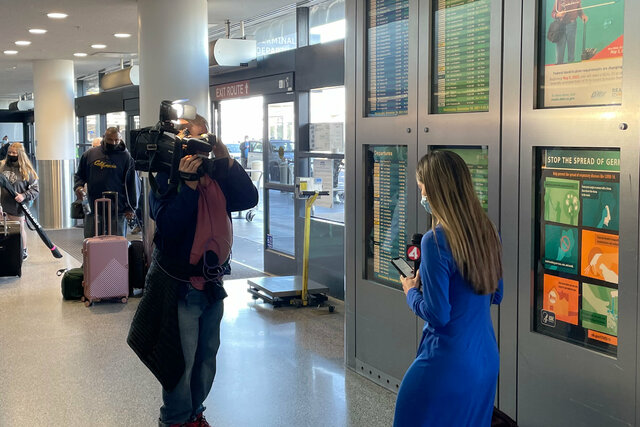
[128,240,146,295]
[0,213,23,277]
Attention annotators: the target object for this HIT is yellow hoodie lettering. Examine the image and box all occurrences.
[93,160,117,170]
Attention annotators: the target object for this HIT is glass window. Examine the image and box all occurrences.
[310,86,345,153]
[537,0,624,108]
[254,12,297,56]
[266,102,295,184]
[310,0,346,45]
[86,115,100,143]
[84,74,100,95]
[309,158,344,223]
[220,96,264,166]
[107,112,127,142]
[267,189,295,254]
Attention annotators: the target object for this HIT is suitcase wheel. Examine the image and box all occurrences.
[121,297,128,304]
[80,296,85,302]
[84,300,92,307]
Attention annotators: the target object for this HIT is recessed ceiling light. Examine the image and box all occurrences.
[15,41,31,46]
[4,50,18,55]
[47,12,68,19]
[29,29,47,34]
[73,52,88,57]
[91,44,107,49]
[114,33,131,38]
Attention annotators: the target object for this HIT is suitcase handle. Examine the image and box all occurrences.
[1,212,6,237]
[94,198,112,236]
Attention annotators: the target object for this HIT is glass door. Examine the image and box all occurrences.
[263,94,297,275]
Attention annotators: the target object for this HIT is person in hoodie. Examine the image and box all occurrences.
[128,115,258,427]
[73,127,137,238]
[0,142,39,260]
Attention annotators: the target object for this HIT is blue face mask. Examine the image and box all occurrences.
[420,195,432,214]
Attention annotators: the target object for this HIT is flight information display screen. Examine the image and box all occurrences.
[366,0,410,117]
[534,148,620,356]
[364,145,408,287]
[431,0,491,113]
[432,146,488,211]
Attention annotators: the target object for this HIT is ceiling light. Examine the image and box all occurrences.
[91,44,107,49]
[4,50,18,55]
[47,12,68,19]
[15,41,31,46]
[73,52,88,57]
[114,33,131,38]
[29,29,47,34]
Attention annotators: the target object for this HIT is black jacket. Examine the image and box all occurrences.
[73,141,137,214]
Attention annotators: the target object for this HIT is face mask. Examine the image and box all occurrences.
[420,195,432,214]
[104,143,116,152]
[7,155,18,163]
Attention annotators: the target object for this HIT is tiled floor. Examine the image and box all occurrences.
[0,230,396,426]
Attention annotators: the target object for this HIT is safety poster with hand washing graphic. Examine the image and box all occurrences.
[535,148,620,355]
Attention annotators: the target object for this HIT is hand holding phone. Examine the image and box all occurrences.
[391,257,414,278]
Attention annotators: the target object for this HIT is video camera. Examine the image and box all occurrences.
[129,100,218,186]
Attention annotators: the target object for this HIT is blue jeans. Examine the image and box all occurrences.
[556,20,577,64]
[159,285,224,426]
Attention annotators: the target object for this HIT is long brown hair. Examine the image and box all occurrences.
[416,151,502,294]
[2,142,38,181]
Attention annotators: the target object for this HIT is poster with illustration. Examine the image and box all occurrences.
[581,181,619,231]
[544,224,579,274]
[581,230,619,284]
[536,148,619,355]
[543,274,579,325]
[581,283,618,336]
[539,0,625,108]
[544,177,580,226]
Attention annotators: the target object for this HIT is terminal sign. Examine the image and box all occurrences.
[214,80,250,100]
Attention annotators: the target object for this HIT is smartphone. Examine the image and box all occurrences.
[391,257,414,278]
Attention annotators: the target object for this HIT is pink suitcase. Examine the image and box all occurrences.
[82,198,129,307]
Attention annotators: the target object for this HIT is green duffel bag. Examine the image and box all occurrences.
[58,268,84,300]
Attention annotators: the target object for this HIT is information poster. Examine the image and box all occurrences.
[539,0,624,108]
[365,145,408,286]
[535,148,620,356]
[433,146,488,211]
[431,0,491,113]
[366,0,410,117]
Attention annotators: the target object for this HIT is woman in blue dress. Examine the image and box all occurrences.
[394,151,503,427]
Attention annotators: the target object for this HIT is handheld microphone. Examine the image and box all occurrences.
[406,233,423,273]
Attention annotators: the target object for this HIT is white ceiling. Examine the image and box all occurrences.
[0,0,296,103]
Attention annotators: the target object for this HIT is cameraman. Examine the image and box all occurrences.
[128,115,258,427]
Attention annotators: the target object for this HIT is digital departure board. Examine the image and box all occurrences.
[366,0,410,117]
[434,146,488,211]
[365,145,408,286]
[432,0,491,113]
[534,148,620,356]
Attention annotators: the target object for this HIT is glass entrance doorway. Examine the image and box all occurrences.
[263,96,297,275]
[217,96,265,271]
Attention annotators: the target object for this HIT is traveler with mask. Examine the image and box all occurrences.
[128,115,258,427]
[0,136,9,161]
[393,150,503,426]
[0,143,39,260]
[73,127,137,238]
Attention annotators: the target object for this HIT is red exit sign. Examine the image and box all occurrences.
[214,80,250,100]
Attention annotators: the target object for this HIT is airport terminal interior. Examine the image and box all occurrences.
[1,0,640,426]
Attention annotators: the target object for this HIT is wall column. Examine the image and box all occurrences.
[32,59,75,229]
[137,0,210,258]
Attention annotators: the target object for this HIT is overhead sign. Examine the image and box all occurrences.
[214,80,250,100]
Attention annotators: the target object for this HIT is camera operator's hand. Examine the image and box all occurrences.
[212,139,230,159]
[179,155,203,190]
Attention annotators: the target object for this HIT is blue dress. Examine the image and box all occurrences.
[393,227,503,427]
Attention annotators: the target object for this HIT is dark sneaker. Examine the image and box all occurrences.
[194,413,210,427]
[22,249,28,261]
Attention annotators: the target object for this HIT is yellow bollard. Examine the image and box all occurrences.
[301,192,319,306]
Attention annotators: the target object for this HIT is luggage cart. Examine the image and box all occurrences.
[247,189,335,311]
